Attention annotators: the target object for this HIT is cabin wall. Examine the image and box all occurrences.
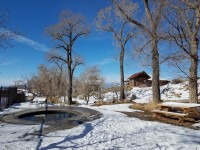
[128,80,170,87]
[128,77,150,87]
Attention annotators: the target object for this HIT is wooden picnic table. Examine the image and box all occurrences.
[152,102,200,124]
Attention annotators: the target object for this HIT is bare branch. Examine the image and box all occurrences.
[112,0,151,36]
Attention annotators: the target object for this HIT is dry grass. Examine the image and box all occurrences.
[92,99,133,106]
[144,101,160,111]
[130,99,192,112]
[126,86,133,91]
[129,103,145,111]
[48,96,59,103]
[130,101,160,111]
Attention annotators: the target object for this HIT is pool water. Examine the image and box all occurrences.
[18,111,76,123]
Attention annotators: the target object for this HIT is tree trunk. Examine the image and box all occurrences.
[86,93,89,105]
[115,91,118,101]
[67,70,73,105]
[151,38,161,103]
[68,52,73,105]
[98,87,102,99]
[120,46,126,100]
[189,38,198,103]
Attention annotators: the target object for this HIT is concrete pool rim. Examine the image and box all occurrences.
[0,106,102,126]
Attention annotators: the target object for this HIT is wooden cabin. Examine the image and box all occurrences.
[127,71,151,87]
[158,79,170,86]
[127,71,170,87]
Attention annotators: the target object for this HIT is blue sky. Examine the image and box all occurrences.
[0,0,173,86]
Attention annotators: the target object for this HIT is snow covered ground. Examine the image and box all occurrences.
[101,81,200,104]
[0,102,200,150]
[1,81,200,149]
[127,83,192,104]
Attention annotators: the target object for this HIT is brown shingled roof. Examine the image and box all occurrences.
[128,71,151,80]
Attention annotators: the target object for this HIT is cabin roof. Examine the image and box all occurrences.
[128,71,151,80]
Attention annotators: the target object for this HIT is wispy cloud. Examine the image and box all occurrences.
[0,59,19,66]
[0,28,50,52]
[15,35,50,52]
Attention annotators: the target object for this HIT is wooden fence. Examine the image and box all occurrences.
[0,86,25,110]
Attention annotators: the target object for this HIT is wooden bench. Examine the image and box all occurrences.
[152,110,188,117]
[152,102,200,124]
[152,110,188,124]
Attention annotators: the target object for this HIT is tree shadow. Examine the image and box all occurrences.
[39,122,94,150]
[35,119,45,150]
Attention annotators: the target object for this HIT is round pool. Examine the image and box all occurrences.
[18,110,76,123]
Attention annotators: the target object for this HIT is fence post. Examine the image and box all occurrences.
[7,87,10,107]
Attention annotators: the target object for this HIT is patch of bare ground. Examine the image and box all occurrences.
[121,102,200,130]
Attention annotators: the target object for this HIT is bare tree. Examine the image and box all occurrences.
[163,0,200,103]
[96,2,137,101]
[46,10,90,105]
[111,84,120,102]
[112,0,167,103]
[49,58,68,102]
[14,77,37,100]
[78,66,104,105]
[28,64,68,102]
[0,11,20,51]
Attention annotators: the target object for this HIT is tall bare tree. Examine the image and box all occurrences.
[112,0,166,103]
[96,2,136,100]
[46,10,90,104]
[164,0,200,103]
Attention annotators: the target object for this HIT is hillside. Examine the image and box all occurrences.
[84,80,199,105]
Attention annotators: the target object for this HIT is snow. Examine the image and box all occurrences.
[93,103,143,112]
[192,123,200,128]
[33,97,47,102]
[1,81,200,149]
[25,93,33,97]
[13,101,51,109]
[1,102,200,149]
[0,123,40,150]
[125,81,199,103]
[160,102,200,108]
[40,109,194,150]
